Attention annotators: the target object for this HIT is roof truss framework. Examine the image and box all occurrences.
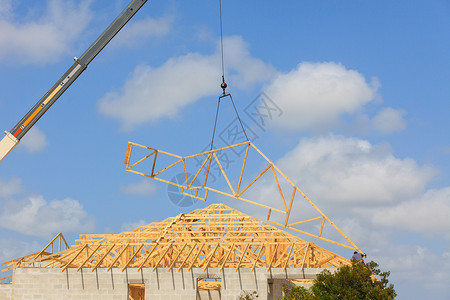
[1,204,350,273]
[1,232,69,273]
[124,141,361,252]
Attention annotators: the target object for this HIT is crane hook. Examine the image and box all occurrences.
[221,76,227,96]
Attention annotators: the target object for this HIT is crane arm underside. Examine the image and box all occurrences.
[0,0,149,163]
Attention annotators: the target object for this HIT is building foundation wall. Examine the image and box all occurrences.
[8,267,331,300]
[0,283,12,299]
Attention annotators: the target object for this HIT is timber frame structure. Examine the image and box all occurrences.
[124,140,362,253]
[2,203,350,275]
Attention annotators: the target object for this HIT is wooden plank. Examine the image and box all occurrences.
[213,152,235,195]
[122,243,145,272]
[168,243,188,271]
[137,244,159,272]
[272,166,288,212]
[236,143,250,195]
[124,143,133,165]
[178,243,196,272]
[153,244,172,271]
[235,243,250,271]
[188,244,204,271]
[203,243,220,271]
[219,243,235,271]
[283,243,295,272]
[267,243,279,272]
[62,244,87,272]
[77,244,101,272]
[107,244,129,272]
[237,165,271,197]
[300,242,310,272]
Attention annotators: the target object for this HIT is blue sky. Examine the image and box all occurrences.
[0,0,449,298]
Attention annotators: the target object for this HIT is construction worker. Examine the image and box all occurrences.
[352,251,367,264]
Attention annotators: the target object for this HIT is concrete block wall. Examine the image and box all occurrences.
[11,268,129,300]
[8,267,332,300]
[197,290,221,300]
[191,268,268,300]
[0,283,12,299]
[143,268,196,300]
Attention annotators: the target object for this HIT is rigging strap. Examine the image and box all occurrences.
[210,0,249,151]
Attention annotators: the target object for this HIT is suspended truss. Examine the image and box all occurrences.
[2,204,350,273]
[124,140,362,252]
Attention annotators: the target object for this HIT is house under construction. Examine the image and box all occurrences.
[0,0,365,298]
[0,203,351,300]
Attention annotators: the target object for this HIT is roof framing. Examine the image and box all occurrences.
[124,140,362,252]
[2,204,350,273]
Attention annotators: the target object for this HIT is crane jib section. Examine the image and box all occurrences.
[11,63,83,139]
[0,0,149,163]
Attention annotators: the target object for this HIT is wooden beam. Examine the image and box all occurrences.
[77,244,101,272]
[251,244,265,272]
[107,244,129,272]
[62,244,87,272]
[122,243,145,272]
[203,243,220,271]
[283,243,295,272]
[312,255,337,268]
[168,242,188,271]
[267,243,279,272]
[178,243,196,272]
[153,244,172,271]
[235,243,250,271]
[137,244,159,272]
[300,242,310,272]
[188,243,205,271]
[219,243,235,272]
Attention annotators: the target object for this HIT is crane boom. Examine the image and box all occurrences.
[0,0,149,163]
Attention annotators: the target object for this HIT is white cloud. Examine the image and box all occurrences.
[275,135,436,206]
[98,36,275,131]
[19,126,48,153]
[119,179,158,197]
[371,187,450,238]
[265,62,379,131]
[0,0,92,64]
[0,195,95,238]
[216,134,437,246]
[234,134,450,296]
[0,0,12,19]
[209,134,446,250]
[366,237,450,295]
[112,16,172,47]
[98,55,218,130]
[372,107,406,134]
[121,219,148,232]
[223,36,276,88]
[0,177,22,198]
[0,238,41,264]
[334,216,450,295]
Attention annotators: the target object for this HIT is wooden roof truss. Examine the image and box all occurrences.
[124,140,361,252]
[2,204,350,273]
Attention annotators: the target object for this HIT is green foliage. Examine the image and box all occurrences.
[281,285,312,300]
[282,260,396,300]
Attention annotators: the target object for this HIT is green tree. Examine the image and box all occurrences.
[281,286,312,300]
[282,260,396,300]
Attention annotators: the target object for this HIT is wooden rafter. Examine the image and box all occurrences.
[124,141,362,253]
[2,204,350,273]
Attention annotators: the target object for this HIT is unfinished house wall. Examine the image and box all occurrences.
[9,267,330,300]
[11,268,128,300]
[0,283,12,299]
